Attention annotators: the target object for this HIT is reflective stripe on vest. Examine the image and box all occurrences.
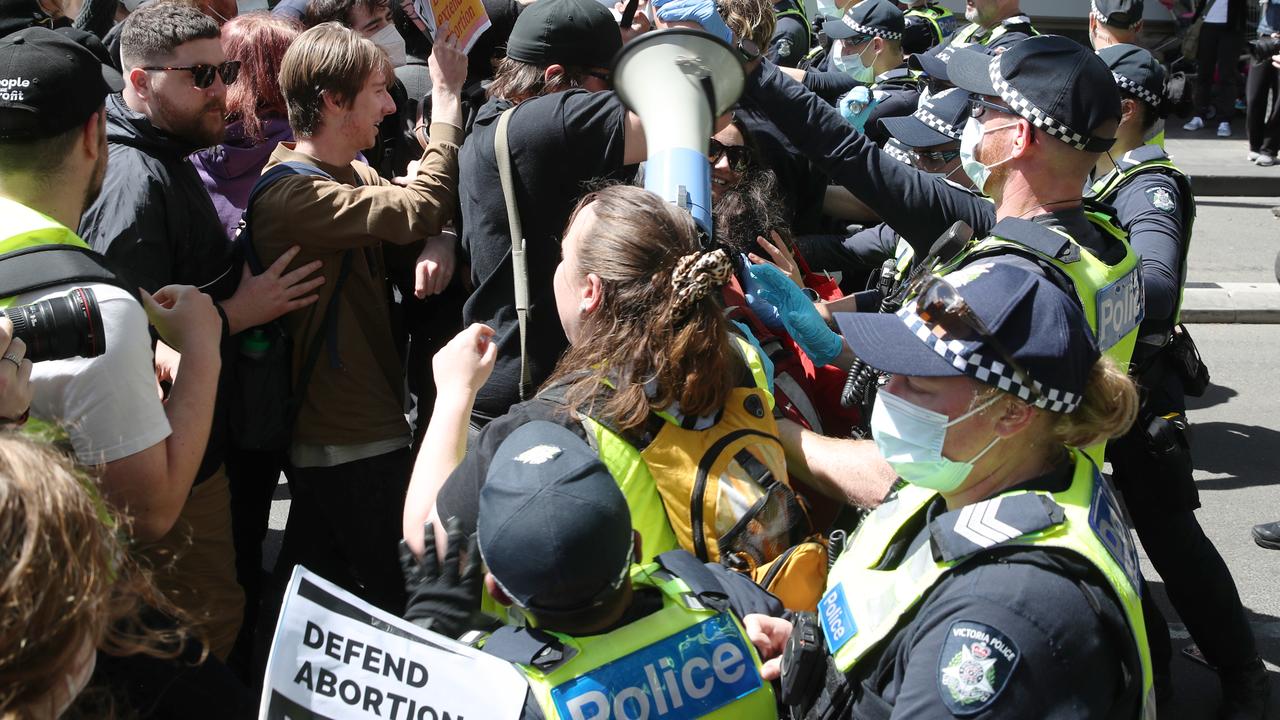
[516,563,778,720]
[819,449,1153,719]
[950,14,1037,46]
[0,198,93,441]
[584,336,776,564]
[1089,149,1195,326]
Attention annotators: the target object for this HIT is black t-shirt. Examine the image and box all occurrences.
[459,91,633,421]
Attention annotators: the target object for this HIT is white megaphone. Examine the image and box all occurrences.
[613,28,745,241]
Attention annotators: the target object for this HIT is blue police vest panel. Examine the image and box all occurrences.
[819,581,857,654]
[549,613,764,720]
[1094,265,1144,351]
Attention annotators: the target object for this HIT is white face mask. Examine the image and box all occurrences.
[370,23,407,67]
[958,117,1018,195]
[871,389,1003,493]
[832,39,878,83]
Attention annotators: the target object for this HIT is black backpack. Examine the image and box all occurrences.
[229,162,353,451]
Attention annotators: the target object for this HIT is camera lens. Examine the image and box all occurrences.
[5,287,106,362]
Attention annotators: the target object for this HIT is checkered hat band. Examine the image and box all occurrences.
[841,16,903,41]
[1089,0,1108,23]
[913,106,962,139]
[898,307,1083,413]
[885,141,913,164]
[1112,71,1160,107]
[987,56,1094,152]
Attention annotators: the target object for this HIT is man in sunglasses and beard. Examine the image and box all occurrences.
[78,1,326,662]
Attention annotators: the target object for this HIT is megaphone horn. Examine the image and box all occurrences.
[612,28,745,241]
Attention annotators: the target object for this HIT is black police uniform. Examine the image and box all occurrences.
[1091,143,1261,680]
[802,468,1140,719]
[769,0,812,67]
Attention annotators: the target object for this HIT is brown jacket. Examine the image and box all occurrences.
[250,123,462,446]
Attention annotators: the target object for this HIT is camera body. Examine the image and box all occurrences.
[1249,37,1280,64]
[5,287,105,362]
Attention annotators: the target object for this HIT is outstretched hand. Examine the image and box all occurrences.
[400,518,483,638]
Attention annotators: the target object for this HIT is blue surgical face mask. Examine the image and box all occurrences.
[832,40,878,84]
[958,117,1018,195]
[870,388,1003,493]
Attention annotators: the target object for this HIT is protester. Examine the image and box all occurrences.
[250,22,466,614]
[192,12,302,240]
[1245,1,1280,165]
[749,262,1153,718]
[1184,0,1247,137]
[0,433,199,718]
[408,185,820,607]
[77,1,326,660]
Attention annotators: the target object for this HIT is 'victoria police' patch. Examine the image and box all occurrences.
[1145,187,1176,214]
[937,620,1020,716]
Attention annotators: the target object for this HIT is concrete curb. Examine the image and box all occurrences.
[1188,175,1280,198]
[1181,283,1280,323]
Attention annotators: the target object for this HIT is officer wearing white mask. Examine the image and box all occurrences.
[746,262,1154,719]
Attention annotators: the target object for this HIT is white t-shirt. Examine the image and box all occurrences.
[21,282,171,466]
[1204,0,1228,24]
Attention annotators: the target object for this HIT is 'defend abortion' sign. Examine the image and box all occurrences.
[261,567,526,720]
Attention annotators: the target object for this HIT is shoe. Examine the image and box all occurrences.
[1258,153,1278,167]
[1218,122,1232,137]
[1252,521,1280,549]
[1218,658,1270,720]
[1249,151,1261,162]
[1184,116,1206,131]
[1236,98,1248,112]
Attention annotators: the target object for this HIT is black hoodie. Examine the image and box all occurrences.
[79,92,238,484]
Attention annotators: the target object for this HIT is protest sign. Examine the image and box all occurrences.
[261,567,526,720]
[413,0,491,55]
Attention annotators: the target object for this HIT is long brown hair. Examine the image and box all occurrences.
[0,434,192,716]
[544,186,737,432]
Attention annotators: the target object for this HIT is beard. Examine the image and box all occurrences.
[152,91,226,148]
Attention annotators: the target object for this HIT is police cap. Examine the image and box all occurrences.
[1092,0,1143,29]
[880,86,971,147]
[1098,43,1165,113]
[824,0,904,42]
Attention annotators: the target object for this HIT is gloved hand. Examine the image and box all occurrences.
[838,86,878,132]
[652,0,734,45]
[743,262,844,366]
[400,518,483,638]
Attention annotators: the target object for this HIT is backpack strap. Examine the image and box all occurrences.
[0,245,136,301]
[241,161,340,274]
[653,550,731,612]
[495,106,533,401]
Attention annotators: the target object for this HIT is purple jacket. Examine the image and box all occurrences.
[191,115,294,241]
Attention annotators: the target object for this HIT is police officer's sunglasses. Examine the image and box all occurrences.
[708,139,752,171]
[969,97,1017,119]
[140,60,241,89]
[909,274,1043,402]
[909,148,960,167]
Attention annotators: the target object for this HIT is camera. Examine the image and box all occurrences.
[1249,37,1280,64]
[5,287,105,362]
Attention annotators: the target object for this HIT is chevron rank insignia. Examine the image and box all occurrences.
[929,494,1065,562]
[938,620,1020,715]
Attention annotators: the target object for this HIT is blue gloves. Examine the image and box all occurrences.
[740,262,844,367]
[838,86,878,132]
[652,0,734,45]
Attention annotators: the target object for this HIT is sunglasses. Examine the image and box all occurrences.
[141,60,241,89]
[584,69,612,84]
[909,274,1042,403]
[708,139,752,171]
[969,96,1016,120]
[909,148,960,167]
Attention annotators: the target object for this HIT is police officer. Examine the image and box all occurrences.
[902,0,958,54]
[739,36,1145,502]
[457,421,784,720]
[749,263,1153,718]
[1091,44,1269,718]
[769,0,813,67]
[942,0,1037,50]
[1090,0,1144,49]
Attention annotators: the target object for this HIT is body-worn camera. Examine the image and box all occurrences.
[780,611,827,716]
[5,287,105,362]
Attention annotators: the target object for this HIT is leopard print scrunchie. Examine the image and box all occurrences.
[670,248,732,321]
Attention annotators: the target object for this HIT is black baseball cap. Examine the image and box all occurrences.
[835,262,1100,414]
[477,421,634,619]
[1092,0,1143,29]
[824,0,904,43]
[947,35,1120,153]
[504,0,621,70]
[881,86,971,147]
[1098,43,1165,112]
[0,26,122,140]
[908,39,984,85]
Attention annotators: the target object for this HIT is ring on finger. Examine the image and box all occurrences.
[2,352,21,368]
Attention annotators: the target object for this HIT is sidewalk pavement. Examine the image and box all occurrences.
[1166,124,1280,197]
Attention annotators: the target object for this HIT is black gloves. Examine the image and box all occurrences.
[399,517,483,638]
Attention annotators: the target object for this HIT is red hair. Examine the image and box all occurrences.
[221,12,302,143]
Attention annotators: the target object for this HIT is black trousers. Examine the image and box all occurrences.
[1246,55,1280,154]
[1195,24,1245,121]
[224,446,288,676]
[1109,387,1258,675]
[273,447,412,615]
